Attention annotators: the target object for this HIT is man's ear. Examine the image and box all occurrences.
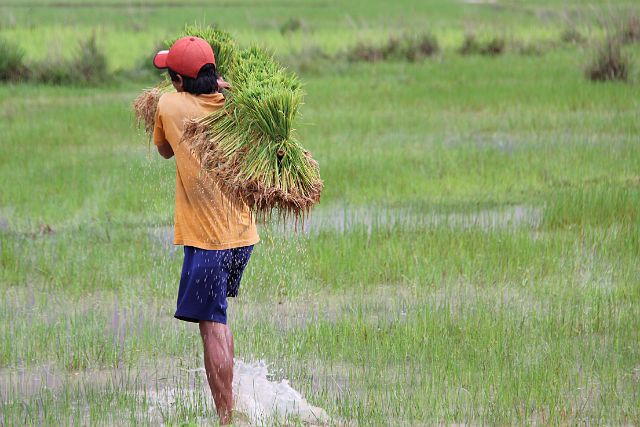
[172,74,184,92]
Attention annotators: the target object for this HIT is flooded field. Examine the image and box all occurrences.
[1,0,640,425]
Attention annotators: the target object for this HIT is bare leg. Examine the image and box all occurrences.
[199,321,234,425]
[227,326,234,359]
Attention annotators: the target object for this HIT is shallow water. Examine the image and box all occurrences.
[1,358,331,426]
[297,203,542,234]
[148,204,542,247]
[235,360,330,425]
[143,360,331,425]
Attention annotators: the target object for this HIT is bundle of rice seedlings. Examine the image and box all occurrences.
[183,46,323,220]
[133,24,237,136]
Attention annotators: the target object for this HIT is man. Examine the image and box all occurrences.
[152,36,259,425]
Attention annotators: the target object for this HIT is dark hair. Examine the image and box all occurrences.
[168,63,218,95]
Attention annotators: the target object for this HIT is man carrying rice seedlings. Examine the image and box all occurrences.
[151,36,259,425]
[135,25,323,224]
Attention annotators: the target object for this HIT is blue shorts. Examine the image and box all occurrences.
[175,245,253,324]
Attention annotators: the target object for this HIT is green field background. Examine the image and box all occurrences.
[1,0,640,425]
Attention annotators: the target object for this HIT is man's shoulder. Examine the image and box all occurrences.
[157,91,184,109]
[158,92,223,119]
[157,92,194,120]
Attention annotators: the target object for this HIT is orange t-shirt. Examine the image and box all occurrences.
[153,91,259,250]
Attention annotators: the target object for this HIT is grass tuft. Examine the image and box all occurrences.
[346,41,384,62]
[29,34,109,85]
[280,17,307,35]
[543,185,639,229]
[74,34,109,85]
[346,32,439,63]
[621,14,640,44]
[513,40,547,56]
[459,33,506,56]
[560,27,586,45]
[585,36,630,82]
[279,45,331,74]
[0,36,26,81]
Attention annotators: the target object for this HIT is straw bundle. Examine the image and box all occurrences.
[134,25,323,221]
[132,81,171,135]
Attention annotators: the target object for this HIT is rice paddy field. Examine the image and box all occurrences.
[1,0,640,425]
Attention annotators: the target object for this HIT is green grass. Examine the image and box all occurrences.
[1,0,640,425]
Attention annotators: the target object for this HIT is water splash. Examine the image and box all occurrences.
[233,359,331,425]
[144,359,331,426]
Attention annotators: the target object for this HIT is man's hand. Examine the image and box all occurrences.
[217,78,231,90]
[157,141,174,159]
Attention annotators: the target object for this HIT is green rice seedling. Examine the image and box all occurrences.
[184,46,323,220]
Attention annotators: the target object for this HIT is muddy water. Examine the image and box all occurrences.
[298,203,542,234]
[149,204,542,247]
[1,358,331,426]
[138,361,332,425]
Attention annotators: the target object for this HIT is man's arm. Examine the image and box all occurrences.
[157,141,174,159]
[152,99,174,159]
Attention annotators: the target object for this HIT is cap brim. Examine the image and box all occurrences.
[153,50,169,69]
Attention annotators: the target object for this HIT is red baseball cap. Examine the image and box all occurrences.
[153,36,216,79]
